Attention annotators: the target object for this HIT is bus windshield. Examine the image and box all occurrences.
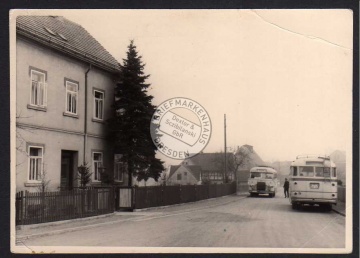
[250,172,275,179]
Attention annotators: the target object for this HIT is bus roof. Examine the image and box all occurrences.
[290,155,336,167]
[250,166,277,173]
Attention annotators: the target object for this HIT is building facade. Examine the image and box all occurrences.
[16,16,127,192]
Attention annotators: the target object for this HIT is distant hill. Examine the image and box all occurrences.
[330,150,346,185]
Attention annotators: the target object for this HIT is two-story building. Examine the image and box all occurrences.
[16,16,127,192]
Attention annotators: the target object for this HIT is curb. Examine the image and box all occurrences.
[133,193,240,212]
[16,215,138,241]
[332,208,345,217]
[17,213,115,231]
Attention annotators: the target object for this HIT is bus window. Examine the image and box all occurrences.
[299,166,314,177]
[265,173,273,179]
[250,172,261,178]
[315,167,324,177]
[324,167,330,177]
[332,168,336,177]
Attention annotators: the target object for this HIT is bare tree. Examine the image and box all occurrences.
[16,110,35,168]
[212,146,251,184]
[160,171,168,186]
[233,146,251,184]
[36,168,51,193]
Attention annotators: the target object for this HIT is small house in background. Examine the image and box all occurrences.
[181,153,235,184]
[165,145,266,187]
[167,165,202,185]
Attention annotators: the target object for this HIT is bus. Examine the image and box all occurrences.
[248,166,278,197]
[289,155,337,210]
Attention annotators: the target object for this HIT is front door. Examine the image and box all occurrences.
[61,151,75,190]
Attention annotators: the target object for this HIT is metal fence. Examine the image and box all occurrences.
[116,182,237,210]
[16,188,114,225]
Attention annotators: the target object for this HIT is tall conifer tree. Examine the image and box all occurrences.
[110,41,164,186]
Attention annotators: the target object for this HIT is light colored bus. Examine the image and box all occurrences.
[289,155,337,210]
[248,166,278,197]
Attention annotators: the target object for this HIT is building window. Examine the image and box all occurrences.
[114,154,126,182]
[177,174,182,180]
[92,152,103,181]
[28,146,43,181]
[65,80,78,115]
[30,69,47,107]
[94,90,104,120]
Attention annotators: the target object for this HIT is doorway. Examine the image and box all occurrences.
[61,150,77,190]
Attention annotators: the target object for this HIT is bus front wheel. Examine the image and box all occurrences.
[292,202,299,210]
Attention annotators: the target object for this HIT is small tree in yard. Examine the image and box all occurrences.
[36,169,51,193]
[77,163,92,188]
[109,40,165,186]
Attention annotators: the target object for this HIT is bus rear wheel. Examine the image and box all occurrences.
[320,204,332,212]
[292,202,299,210]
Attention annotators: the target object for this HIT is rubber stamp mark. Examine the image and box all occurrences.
[150,97,212,159]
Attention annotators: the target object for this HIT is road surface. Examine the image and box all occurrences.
[19,191,345,248]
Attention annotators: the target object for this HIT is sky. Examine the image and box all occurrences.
[21,9,353,163]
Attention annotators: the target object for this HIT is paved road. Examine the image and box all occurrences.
[20,191,345,248]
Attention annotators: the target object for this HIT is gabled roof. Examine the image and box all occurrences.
[181,145,265,176]
[168,165,202,181]
[168,165,181,178]
[183,153,234,172]
[185,165,202,181]
[16,16,121,73]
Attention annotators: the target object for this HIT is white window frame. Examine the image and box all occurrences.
[114,154,125,182]
[28,146,44,182]
[30,70,47,107]
[92,152,103,182]
[65,80,78,115]
[93,90,104,120]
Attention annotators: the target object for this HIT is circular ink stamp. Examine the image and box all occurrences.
[150,97,212,159]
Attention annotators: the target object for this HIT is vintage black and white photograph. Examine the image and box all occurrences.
[11,9,353,253]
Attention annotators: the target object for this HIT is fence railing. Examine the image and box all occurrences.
[16,188,114,225]
[116,182,237,210]
[16,183,237,224]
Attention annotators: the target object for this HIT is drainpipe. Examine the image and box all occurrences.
[84,64,92,164]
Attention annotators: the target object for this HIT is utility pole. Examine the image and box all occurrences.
[224,114,227,183]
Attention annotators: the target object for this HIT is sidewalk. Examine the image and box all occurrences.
[16,193,245,241]
[16,212,142,241]
[332,201,346,216]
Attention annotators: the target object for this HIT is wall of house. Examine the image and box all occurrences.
[16,37,122,192]
[168,167,198,185]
